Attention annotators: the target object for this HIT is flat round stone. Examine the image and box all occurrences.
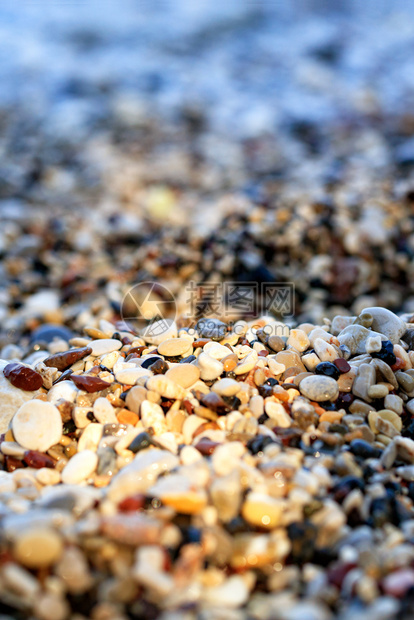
[299,375,339,402]
[89,339,123,356]
[157,338,192,357]
[0,360,42,434]
[13,527,63,568]
[12,401,63,452]
[61,450,98,484]
[212,378,240,396]
[165,364,200,388]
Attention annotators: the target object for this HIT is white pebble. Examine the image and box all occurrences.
[61,450,98,484]
[12,401,63,452]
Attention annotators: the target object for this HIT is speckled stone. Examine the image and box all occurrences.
[299,375,339,402]
[12,401,63,452]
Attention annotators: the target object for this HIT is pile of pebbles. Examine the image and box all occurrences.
[0,307,414,618]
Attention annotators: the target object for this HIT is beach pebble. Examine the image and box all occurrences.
[115,367,151,385]
[242,492,284,529]
[89,339,123,356]
[363,307,407,343]
[13,528,63,568]
[93,397,118,424]
[165,363,200,388]
[125,385,147,414]
[234,350,258,375]
[287,329,310,352]
[146,375,186,399]
[12,401,63,452]
[0,360,42,433]
[61,450,98,484]
[299,375,339,402]
[140,400,168,434]
[212,378,240,396]
[196,352,224,381]
[201,575,249,608]
[352,363,376,402]
[47,380,78,404]
[157,338,192,357]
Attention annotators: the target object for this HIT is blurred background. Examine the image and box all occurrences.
[2,0,414,346]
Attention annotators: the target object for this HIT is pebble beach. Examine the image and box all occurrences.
[2,2,414,619]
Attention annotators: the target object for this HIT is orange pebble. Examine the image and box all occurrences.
[391,357,405,371]
[320,410,343,424]
[116,409,139,426]
[273,386,289,402]
[311,402,327,416]
[222,354,238,372]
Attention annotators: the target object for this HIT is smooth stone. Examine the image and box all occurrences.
[108,450,179,503]
[12,401,62,452]
[93,397,118,424]
[299,375,339,402]
[275,350,306,372]
[196,318,227,341]
[61,450,98,484]
[125,386,147,415]
[212,378,240,397]
[165,364,200,388]
[47,380,78,404]
[365,335,382,354]
[337,325,386,355]
[0,360,41,433]
[384,394,403,414]
[363,307,407,343]
[370,359,398,388]
[196,352,224,381]
[30,324,73,345]
[201,575,249,608]
[157,338,192,357]
[140,400,167,434]
[89,339,123,356]
[115,367,151,385]
[265,401,291,427]
[204,342,233,360]
[77,423,103,452]
[331,316,354,335]
[234,350,258,375]
[242,492,283,529]
[146,375,186,399]
[367,384,389,399]
[287,329,310,352]
[313,338,338,362]
[13,528,63,568]
[395,370,414,392]
[352,363,376,402]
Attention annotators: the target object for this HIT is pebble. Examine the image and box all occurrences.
[114,367,151,385]
[13,528,63,568]
[43,346,92,371]
[12,401,63,452]
[0,360,42,434]
[125,385,147,414]
[367,384,389,399]
[3,362,43,391]
[146,375,186,399]
[165,363,200,388]
[212,378,240,396]
[242,492,284,529]
[61,450,98,484]
[363,307,407,343]
[287,329,310,352]
[352,363,376,402]
[89,339,123,356]
[234,350,258,375]
[196,318,227,341]
[196,352,224,381]
[71,374,111,392]
[157,338,192,357]
[93,397,118,424]
[299,375,339,402]
[142,320,178,345]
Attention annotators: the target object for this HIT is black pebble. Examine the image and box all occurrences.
[350,439,382,459]
[315,361,340,380]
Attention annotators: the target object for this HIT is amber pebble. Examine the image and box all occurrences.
[43,346,92,371]
[71,374,110,393]
[3,362,43,391]
[118,494,146,512]
[182,400,194,415]
[333,358,351,373]
[195,437,219,455]
[127,346,146,357]
[222,353,238,372]
[23,450,56,469]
